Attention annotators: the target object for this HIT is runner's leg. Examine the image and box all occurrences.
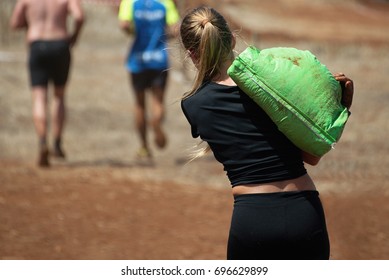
[52,85,66,158]
[150,85,167,149]
[32,86,49,166]
[134,89,150,155]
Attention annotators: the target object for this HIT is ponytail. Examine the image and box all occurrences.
[180,6,234,98]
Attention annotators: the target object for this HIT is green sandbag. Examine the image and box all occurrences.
[227,46,349,157]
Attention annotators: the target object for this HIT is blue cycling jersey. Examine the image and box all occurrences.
[118,0,179,73]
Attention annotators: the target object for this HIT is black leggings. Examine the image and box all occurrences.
[227,190,330,260]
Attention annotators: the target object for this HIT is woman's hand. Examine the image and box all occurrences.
[302,151,321,166]
[334,73,354,110]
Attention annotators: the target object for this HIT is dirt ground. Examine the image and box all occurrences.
[1,0,389,260]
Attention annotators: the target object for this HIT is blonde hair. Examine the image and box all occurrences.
[179,6,235,160]
[180,6,234,98]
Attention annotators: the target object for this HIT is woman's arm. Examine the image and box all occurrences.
[302,151,321,166]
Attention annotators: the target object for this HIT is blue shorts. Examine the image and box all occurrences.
[29,40,71,87]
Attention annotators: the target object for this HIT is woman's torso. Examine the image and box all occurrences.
[181,81,316,195]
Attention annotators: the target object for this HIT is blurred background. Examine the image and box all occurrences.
[1,0,389,260]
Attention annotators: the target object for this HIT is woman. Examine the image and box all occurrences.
[179,6,353,259]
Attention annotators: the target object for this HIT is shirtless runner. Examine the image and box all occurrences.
[10,0,84,167]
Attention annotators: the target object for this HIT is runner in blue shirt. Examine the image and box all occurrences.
[118,0,179,160]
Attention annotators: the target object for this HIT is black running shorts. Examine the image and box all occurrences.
[29,40,71,87]
[130,69,168,92]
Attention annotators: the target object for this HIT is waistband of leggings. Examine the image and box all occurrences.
[233,190,320,204]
